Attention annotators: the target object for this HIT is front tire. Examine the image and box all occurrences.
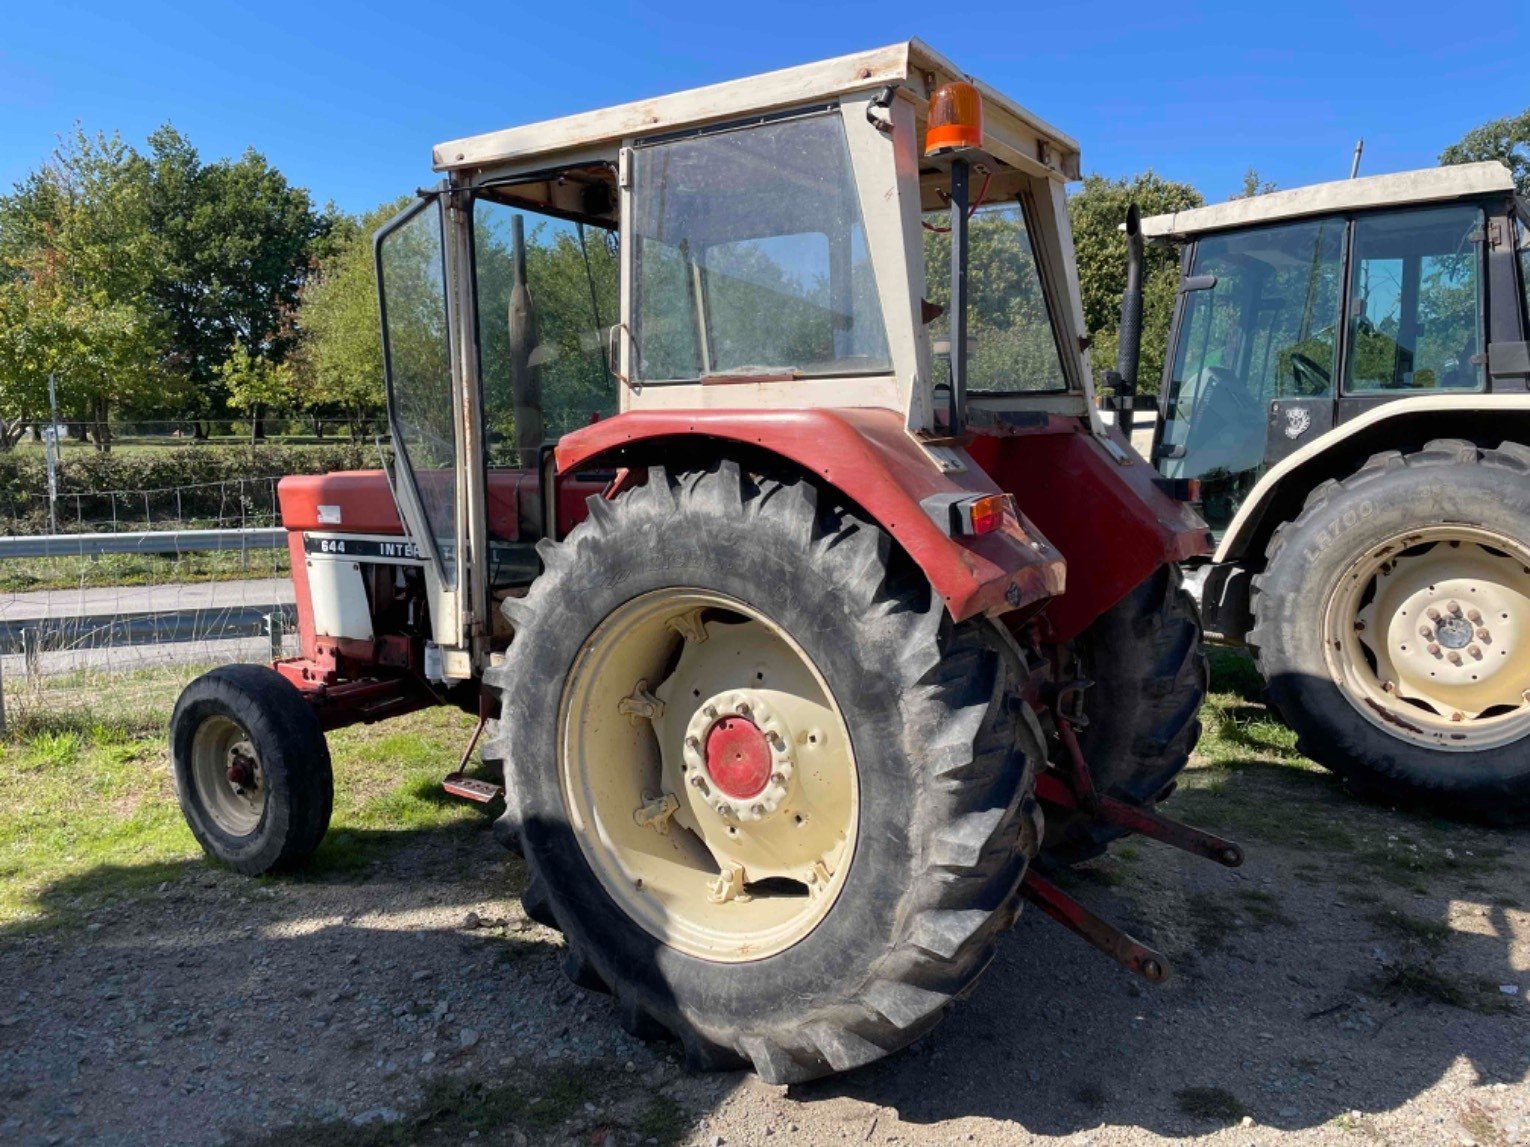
[170,665,333,874]
[484,462,1043,1083]
[1250,440,1530,824]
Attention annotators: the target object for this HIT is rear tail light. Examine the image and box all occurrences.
[920,491,1013,537]
[968,493,1006,536]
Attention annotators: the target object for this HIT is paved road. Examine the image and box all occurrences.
[0,577,292,624]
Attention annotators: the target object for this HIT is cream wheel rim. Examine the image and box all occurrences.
[190,715,266,835]
[558,589,858,962]
[1323,525,1530,751]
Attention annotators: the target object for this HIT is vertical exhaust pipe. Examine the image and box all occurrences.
[508,215,543,470]
[1113,203,1144,439]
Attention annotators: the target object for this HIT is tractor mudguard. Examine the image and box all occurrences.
[967,420,1212,641]
[554,407,1065,621]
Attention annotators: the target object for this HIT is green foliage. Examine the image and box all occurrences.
[0,443,377,533]
[218,340,298,415]
[300,198,409,434]
[1068,171,1204,394]
[474,208,618,453]
[1440,108,1530,195]
[1232,167,1278,199]
[0,128,178,447]
[924,204,1069,392]
[0,124,327,448]
[142,125,326,405]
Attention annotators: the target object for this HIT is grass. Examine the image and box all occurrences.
[1174,1086,1249,1123]
[1368,960,1517,1016]
[0,702,482,928]
[0,547,288,593]
[246,1065,671,1147]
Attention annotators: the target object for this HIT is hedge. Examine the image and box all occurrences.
[0,444,387,534]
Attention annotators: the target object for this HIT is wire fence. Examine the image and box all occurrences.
[0,525,297,736]
[2,476,283,535]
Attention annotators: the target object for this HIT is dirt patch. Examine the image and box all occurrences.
[0,756,1526,1145]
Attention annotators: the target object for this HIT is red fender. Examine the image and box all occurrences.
[554,407,1065,621]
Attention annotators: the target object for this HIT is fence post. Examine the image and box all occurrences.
[0,653,7,735]
[22,627,39,679]
[265,611,284,661]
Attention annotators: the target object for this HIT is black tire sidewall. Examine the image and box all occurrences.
[504,494,928,1035]
[171,666,332,874]
[1258,458,1530,801]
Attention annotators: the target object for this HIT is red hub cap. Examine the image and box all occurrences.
[704,716,773,800]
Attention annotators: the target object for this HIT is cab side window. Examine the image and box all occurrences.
[1345,206,1484,393]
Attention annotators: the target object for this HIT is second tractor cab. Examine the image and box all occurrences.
[171,42,1231,1084]
[1139,162,1530,823]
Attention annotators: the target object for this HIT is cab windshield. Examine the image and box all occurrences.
[629,112,891,381]
[1156,218,1345,530]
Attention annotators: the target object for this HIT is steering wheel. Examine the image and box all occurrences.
[1289,352,1331,395]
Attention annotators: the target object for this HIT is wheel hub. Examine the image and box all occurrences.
[683,691,795,820]
[1327,526,1530,749]
[558,589,858,961]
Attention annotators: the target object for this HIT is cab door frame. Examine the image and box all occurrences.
[374,187,487,678]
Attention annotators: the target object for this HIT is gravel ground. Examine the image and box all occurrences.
[1,777,1526,1146]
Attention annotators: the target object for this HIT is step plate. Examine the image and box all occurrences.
[442,773,504,804]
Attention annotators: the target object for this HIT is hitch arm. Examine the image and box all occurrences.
[1021,870,1168,984]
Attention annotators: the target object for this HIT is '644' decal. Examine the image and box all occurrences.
[304,535,424,561]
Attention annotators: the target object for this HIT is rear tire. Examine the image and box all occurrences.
[483,462,1043,1084]
[170,665,333,875]
[1043,565,1207,862]
[1250,440,1530,824]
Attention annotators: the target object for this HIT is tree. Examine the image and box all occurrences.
[142,125,327,432]
[218,339,299,443]
[0,128,175,450]
[1068,171,1204,393]
[1440,109,1530,195]
[1232,168,1278,199]
[299,199,406,438]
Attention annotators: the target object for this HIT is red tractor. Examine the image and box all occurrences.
[171,42,1237,1083]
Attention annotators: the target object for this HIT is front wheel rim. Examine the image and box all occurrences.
[558,589,858,962]
[190,714,266,835]
[1323,525,1530,751]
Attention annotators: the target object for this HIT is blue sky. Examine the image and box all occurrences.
[1,1,1522,215]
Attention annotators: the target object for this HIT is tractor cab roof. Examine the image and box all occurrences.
[1139,161,1516,243]
[431,40,1081,183]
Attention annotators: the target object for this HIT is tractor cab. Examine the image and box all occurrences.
[368,40,1204,680]
[1142,162,1530,536]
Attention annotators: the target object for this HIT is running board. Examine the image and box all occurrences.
[1021,870,1168,983]
[443,773,504,803]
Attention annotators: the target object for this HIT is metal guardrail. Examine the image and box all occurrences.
[0,527,295,732]
[0,527,286,559]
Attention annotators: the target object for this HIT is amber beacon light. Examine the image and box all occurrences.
[924,80,984,156]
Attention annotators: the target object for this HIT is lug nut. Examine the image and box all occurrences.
[1427,607,1442,621]
[1448,600,1463,616]
[1468,609,1483,624]
[1447,651,1463,665]
[1469,646,1483,660]
[1428,643,1442,657]
[1418,625,1434,639]
[1451,711,1465,723]
[751,803,765,817]
[1476,628,1491,641]
[1382,680,1396,694]
[689,775,704,788]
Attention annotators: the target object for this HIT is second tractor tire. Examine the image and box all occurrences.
[1250,439,1530,824]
